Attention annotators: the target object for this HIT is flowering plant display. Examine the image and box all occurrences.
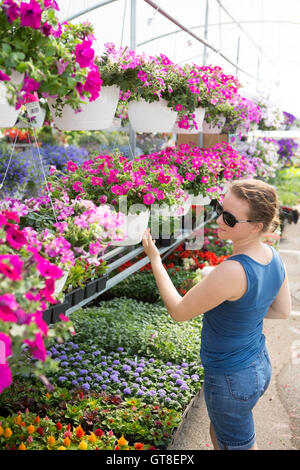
[0,209,74,394]
[276,138,299,166]
[232,137,282,180]
[0,2,102,113]
[0,411,153,450]
[282,111,297,130]
[46,152,184,213]
[222,94,263,135]
[250,96,284,130]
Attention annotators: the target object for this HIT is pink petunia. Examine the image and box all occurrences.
[55,58,69,75]
[24,332,47,362]
[66,161,78,173]
[75,39,95,68]
[0,332,12,360]
[20,0,42,29]
[72,181,84,193]
[3,0,20,23]
[0,70,11,81]
[0,294,19,323]
[21,76,40,92]
[6,226,27,250]
[0,363,12,393]
[143,193,155,205]
[83,67,102,101]
[91,176,103,187]
[0,254,23,281]
[36,260,63,280]
[44,0,60,10]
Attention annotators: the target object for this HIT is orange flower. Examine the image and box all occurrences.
[27,425,35,435]
[48,436,56,446]
[34,416,40,424]
[63,437,71,447]
[4,427,13,438]
[18,443,27,450]
[45,392,50,399]
[117,435,128,447]
[75,425,85,439]
[0,426,3,437]
[14,415,22,426]
[134,442,144,450]
[88,432,97,444]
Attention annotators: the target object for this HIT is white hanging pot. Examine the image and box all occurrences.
[128,98,178,133]
[192,193,211,205]
[111,210,150,246]
[47,85,120,131]
[53,270,69,296]
[16,106,46,129]
[173,107,206,134]
[0,71,23,128]
[202,115,226,134]
[151,192,193,217]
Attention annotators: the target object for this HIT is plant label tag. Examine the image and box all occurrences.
[26,101,41,118]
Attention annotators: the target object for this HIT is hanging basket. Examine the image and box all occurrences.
[202,115,226,134]
[173,107,206,134]
[53,270,69,296]
[152,192,193,217]
[111,209,150,246]
[191,193,211,205]
[47,85,120,131]
[0,71,23,128]
[128,98,178,133]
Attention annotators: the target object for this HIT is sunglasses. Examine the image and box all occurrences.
[215,201,259,228]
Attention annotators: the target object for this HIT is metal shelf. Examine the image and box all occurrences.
[65,207,216,316]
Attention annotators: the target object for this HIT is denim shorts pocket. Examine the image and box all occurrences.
[225,363,259,402]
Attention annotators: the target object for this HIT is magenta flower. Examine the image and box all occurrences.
[66,161,78,173]
[83,68,102,101]
[0,294,19,323]
[24,332,47,362]
[99,195,107,204]
[157,173,171,184]
[0,254,23,281]
[0,332,12,359]
[91,176,103,186]
[36,260,63,280]
[0,363,12,394]
[143,193,155,205]
[0,70,11,81]
[44,0,60,10]
[3,0,20,23]
[72,181,84,193]
[20,0,42,29]
[55,58,69,75]
[75,39,95,68]
[6,226,27,250]
[21,76,40,92]
[174,104,182,111]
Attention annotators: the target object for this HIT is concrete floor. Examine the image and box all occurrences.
[169,215,300,451]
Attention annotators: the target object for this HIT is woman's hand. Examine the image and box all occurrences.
[142,228,161,262]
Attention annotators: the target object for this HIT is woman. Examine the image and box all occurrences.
[142,179,291,451]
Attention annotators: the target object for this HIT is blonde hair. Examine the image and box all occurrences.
[228,179,280,233]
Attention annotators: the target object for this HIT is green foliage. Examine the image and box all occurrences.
[274,167,300,206]
[70,297,202,364]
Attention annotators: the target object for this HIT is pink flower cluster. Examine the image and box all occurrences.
[0,209,71,394]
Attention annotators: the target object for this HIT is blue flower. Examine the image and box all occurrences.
[60,361,69,367]
[113,360,120,365]
[137,389,144,396]
[72,380,79,386]
[58,355,68,361]
[102,372,109,377]
[117,347,124,352]
[58,376,67,382]
[175,379,184,386]
[79,369,88,375]
[122,365,131,371]
[101,385,107,390]
[135,367,143,373]
[82,383,90,391]
[123,388,132,395]
[181,362,189,367]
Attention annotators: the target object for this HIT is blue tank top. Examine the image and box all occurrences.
[200,245,285,374]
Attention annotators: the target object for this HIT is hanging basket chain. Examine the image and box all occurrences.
[0,131,19,191]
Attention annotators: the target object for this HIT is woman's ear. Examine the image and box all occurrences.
[252,221,264,234]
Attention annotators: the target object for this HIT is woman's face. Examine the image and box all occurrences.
[216,191,260,242]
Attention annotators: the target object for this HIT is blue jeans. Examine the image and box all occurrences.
[203,346,272,450]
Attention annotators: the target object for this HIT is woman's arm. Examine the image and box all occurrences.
[142,229,246,322]
[265,263,291,319]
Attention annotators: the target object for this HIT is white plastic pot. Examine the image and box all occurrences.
[128,98,178,133]
[54,270,69,296]
[173,107,206,134]
[47,85,120,131]
[192,193,211,205]
[0,71,23,128]
[202,115,226,134]
[111,210,150,246]
[16,106,46,129]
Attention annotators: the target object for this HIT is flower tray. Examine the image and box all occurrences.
[84,279,97,298]
[96,274,108,292]
[71,287,85,306]
[157,236,176,247]
[51,301,69,324]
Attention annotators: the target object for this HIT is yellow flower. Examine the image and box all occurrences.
[63,437,71,447]
[78,440,88,450]
[117,435,128,447]
[27,425,35,435]
[18,443,27,450]
[48,436,56,446]
[4,427,13,438]
[58,446,66,450]
[88,432,97,444]
[0,426,3,437]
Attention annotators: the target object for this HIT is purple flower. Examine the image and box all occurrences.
[101,384,107,390]
[75,39,95,68]
[71,380,78,386]
[20,0,42,29]
[175,379,184,386]
[60,361,69,367]
[123,387,131,395]
[113,360,120,365]
[122,365,131,371]
[117,347,124,352]
[58,355,68,361]
[82,383,90,391]
[79,369,88,375]
[58,376,67,382]
[181,362,189,368]
[135,367,143,373]
[137,389,144,396]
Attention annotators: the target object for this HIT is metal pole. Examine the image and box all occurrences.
[203,0,209,66]
[236,35,240,77]
[129,0,137,160]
